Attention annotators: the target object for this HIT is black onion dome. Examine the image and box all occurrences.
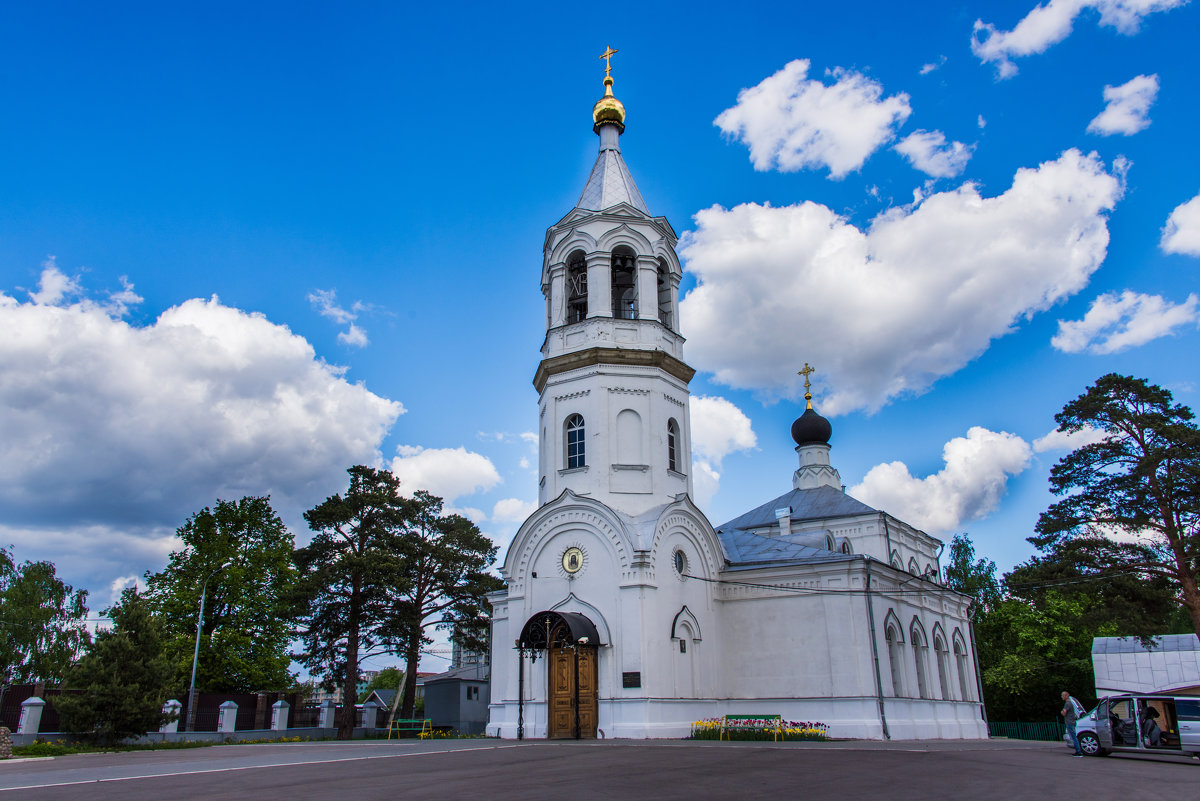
[791,407,832,446]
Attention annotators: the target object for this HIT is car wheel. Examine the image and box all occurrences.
[1078,732,1102,756]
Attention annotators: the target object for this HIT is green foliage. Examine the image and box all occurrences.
[975,592,1101,720]
[142,496,298,693]
[359,667,403,702]
[294,466,410,739]
[0,547,90,685]
[56,590,173,744]
[943,534,1001,610]
[380,490,502,720]
[1034,373,1200,636]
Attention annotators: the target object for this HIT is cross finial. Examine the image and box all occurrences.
[599,46,618,77]
[798,363,816,410]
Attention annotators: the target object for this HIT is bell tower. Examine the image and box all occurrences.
[534,51,694,516]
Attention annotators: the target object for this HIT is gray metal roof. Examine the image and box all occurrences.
[718,526,855,568]
[577,147,649,213]
[716,485,879,533]
[1093,634,1200,654]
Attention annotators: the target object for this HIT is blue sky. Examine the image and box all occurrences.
[3,2,1199,666]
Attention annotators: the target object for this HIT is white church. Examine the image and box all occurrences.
[485,56,988,741]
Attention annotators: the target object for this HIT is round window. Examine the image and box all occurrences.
[673,549,687,577]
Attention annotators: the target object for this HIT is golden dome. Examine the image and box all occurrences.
[592,76,625,134]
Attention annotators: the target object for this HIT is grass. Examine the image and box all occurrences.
[12,735,310,757]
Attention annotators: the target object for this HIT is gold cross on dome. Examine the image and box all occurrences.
[599,46,619,76]
[798,363,816,410]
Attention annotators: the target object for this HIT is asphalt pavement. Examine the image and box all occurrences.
[0,738,1196,800]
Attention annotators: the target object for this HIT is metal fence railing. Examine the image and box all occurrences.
[989,721,1067,741]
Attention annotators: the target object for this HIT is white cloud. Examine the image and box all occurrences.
[689,395,757,509]
[977,115,987,129]
[679,149,1123,413]
[1087,74,1159,135]
[1051,290,1200,353]
[338,322,369,347]
[108,574,147,605]
[308,288,370,347]
[389,445,501,503]
[1161,193,1200,256]
[972,1,1186,79]
[851,427,1033,533]
[894,130,974,178]
[919,57,946,75]
[491,498,537,524]
[1032,425,1110,452]
[714,59,912,179]
[0,265,403,536]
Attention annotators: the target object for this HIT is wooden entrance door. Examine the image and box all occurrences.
[547,645,598,739]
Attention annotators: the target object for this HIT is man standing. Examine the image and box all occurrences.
[1061,690,1084,757]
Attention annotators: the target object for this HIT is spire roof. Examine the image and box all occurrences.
[578,149,649,213]
[577,46,649,214]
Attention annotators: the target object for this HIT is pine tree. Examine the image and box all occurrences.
[56,589,173,744]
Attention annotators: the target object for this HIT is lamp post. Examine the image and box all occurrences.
[186,560,231,732]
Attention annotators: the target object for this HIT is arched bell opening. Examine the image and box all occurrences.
[515,611,602,740]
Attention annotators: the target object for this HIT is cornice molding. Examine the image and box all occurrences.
[534,347,695,393]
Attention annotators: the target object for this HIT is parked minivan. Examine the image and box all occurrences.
[1073,694,1200,758]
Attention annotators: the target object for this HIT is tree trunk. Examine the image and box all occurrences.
[401,636,421,720]
[1178,570,1200,640]
[339,587,361,740]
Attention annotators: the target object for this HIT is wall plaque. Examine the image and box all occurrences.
[622,671,641,688]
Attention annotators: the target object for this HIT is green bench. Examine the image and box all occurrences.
[387,718,432,739]
[720,714,783,742]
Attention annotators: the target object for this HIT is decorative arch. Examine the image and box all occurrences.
[882,609,904,643]
[824,533,836,551]
[546,230,599,268]
[890,551,903,569]
[596,223,654,255]
[908,557,920,575]
[549,592,612,645]
[650,239,683,278]
[671,605,703,641]
[503,490,635,584]
[649,498,725,582]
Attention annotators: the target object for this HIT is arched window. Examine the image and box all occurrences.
[953,633,972,701]
[566,251,588,323]
[565,414,585,469]
[933,628,951,700]
[885,624,904,697]
[611,248,637,319]
[667,418,679,472]
[840,540,853,555]
[911,620,930,700]
[908,557,920,575]
[657,259,673,330]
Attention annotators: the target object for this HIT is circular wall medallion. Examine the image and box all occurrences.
[562,546,585,574]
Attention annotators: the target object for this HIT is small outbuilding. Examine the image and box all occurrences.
[423,662,490,735]
[1092,634,1200,696]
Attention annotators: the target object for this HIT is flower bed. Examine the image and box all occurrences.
[689,717,830,741]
